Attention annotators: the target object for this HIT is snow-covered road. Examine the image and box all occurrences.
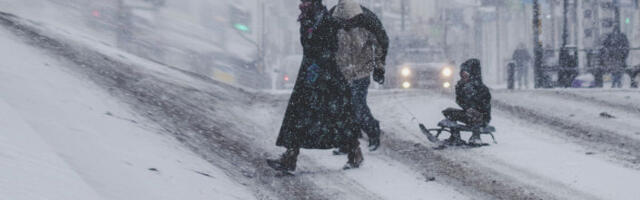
[0,11,472,200]
[0,21,255,200]
[1,5,640,200]
[493,89,640,168]
[369,91,640,200]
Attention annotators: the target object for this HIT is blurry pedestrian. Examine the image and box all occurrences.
[267,0,363,174]
[600,28,630,88]
[330,0,389,152]
[512,43,532,89]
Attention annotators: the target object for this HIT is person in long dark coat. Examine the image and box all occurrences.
[267,0,363,173]
[442,59,492,145]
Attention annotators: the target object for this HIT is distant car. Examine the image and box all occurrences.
[390,62,456,90]
[385,33,450,90]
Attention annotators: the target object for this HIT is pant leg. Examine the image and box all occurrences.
[631,70,639,88]
[442,108,471,124]
[351,78,381,139]
[523,66,529,88]
[612,72,623,88]
[516,65,525,88]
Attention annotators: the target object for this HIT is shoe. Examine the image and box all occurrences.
[368,128,383,152]
[368,135,381,152]
[468,132,483,146]
[343,147,364,170]
[266,149,299,173]
[332,148,348,156]
[443,131,465,146]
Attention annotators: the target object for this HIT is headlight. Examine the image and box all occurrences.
[442,67,452,77]
[443,82,451,88]
[402,81,411,89]
[401,67,411,77]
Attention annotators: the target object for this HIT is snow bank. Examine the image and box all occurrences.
[0,25,254,200]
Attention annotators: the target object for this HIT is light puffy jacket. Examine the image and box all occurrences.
[331,2,389,82]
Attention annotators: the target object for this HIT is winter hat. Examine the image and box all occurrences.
[333,0,363,19]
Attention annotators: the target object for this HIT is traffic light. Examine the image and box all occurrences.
[229,6,251,33]
[234,24,250,32]
[92,10,100,18]
[625,18,631,24]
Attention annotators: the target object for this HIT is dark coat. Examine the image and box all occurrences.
[512,48,531,67]
[276,7,360,150]
[600,30,630,69]
[456,59,492,125]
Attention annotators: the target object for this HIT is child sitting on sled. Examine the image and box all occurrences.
[442,59,492,145]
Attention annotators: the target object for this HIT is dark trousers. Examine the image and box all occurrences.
[629,68,640,88]
[612,71,623,88]
[516,64,529,89]
[351,78,380,139]
[442,108,486,127]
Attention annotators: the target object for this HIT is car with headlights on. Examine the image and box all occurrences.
[392,62,456,90]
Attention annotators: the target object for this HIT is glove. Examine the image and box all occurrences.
[466,108,483,124]
[373,68,385,84]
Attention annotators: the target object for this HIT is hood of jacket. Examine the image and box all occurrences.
[333,0,363,19]
[460,59,483,83]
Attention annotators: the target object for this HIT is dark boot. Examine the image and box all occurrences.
[468,130,482,145]
[368,136,380,152]
[368,130,383,152]
[267,148,299,173]
[444,130,465,146]
[367,121,382,152]
[343,146,364,170]
[332,147,348,156]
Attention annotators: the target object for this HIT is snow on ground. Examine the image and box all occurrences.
[244,98,472,200]
[0,27,254,200]
[307,149,471,200]
[369,90,640,200]
[0,99,104,200]
[493,90,640,141]
[551,89,640,110]
[2,1,640,199]
[0,8,476,198]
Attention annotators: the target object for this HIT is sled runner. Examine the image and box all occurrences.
[419,119,496,148]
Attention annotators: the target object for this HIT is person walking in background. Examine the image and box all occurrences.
[330,0,389,152]
[266,0,363,175]
[512,43,532,89]
[600,28,630,88]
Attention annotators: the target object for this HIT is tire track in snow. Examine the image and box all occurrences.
[492,92,640,169]
[369,94,562,200]
[533,90,640,116]
[371,91,633,200]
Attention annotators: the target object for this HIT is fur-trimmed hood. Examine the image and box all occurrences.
[333,0,363,19]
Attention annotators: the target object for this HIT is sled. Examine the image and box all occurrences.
[419,119,497,148]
